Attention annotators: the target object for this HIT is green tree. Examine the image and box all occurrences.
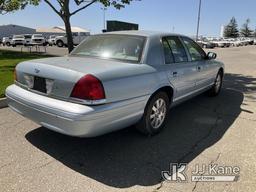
[1,0,137,52]
[240,18,253,37]
[0,0,39,14]
[224,17,239,38]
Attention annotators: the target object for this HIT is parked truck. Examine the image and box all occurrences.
[55,32,90,47]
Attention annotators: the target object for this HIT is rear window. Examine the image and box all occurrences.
[71,34,146,63]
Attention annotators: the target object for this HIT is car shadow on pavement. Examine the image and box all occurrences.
[25,73,255,188]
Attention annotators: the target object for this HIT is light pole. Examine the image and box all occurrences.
[196,0,202,41]
[172,26,175,33]
[101,7,107,30]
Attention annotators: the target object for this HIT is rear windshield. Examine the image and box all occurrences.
[71,34,146,63]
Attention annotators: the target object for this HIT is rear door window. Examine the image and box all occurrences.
[162,38,174,64]
[164,36,188,63]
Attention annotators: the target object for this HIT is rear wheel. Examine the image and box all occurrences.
[136,92,170,136]
[208,71,223,96]
[6,42,10,46]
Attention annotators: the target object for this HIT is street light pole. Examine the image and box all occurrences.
[101,7,107,30]
[196,0,202,41]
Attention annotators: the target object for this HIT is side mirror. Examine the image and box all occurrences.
[207,52,217,60]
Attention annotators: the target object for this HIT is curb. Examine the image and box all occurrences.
[0,98,7,109]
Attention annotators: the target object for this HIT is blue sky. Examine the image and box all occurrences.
[0,0,255,36]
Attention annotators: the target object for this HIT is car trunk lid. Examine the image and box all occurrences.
[15,56,141,102]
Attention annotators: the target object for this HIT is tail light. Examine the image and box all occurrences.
[71,74,105,103]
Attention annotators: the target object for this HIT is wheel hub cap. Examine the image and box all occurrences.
[150,98,166,129]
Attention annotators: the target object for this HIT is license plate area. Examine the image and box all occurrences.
[33,76,47,93]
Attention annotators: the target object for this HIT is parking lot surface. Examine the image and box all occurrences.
[0,46,256,192]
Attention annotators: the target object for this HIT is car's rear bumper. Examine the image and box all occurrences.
[6,84,148,137]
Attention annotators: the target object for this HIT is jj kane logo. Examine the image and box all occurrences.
[162,163,240,182]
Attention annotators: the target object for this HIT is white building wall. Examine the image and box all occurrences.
[220,25,225,38]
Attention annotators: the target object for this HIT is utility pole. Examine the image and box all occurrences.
[196,0,202,41]
[172,26,175,33]
[101,7,107,30]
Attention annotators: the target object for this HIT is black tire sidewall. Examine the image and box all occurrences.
[142,92,170,135]
[57,41,64,47]
[209,71,223,96]
[214,72,223,94]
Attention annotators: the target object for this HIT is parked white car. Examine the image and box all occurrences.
[253,39,256,45]
[211,40,225,48]
[2,37,12,46]
[55,32,90,47]
[23,34,32,45]
[47,35,56,46]
[197,40,215,48]
[11,35,25,46]
[211,39,230,48]
[229,39,242,47]
[30,34,46,45]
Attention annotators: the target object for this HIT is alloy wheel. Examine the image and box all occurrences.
[150,98,167,129]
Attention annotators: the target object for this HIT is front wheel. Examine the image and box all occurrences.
[136,92,170,136]
[56,40,64,47]
[208,71,223,96]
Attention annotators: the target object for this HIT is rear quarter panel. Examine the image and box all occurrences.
[97,64,171,103]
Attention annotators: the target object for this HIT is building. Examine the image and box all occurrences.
[36,26,90,38]
[0,24,36,39]
[220,25,225,38]
[106,21,139,32]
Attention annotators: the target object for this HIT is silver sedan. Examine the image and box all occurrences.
[6,31,224,137]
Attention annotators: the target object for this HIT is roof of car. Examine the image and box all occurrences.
[101,30,185,38]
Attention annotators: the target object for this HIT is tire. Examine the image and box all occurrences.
[56,40,64,47]
[208,71,223,97]
[6,42,10,46]
[136,92,170,136]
